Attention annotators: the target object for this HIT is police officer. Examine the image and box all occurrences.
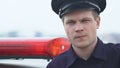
[47,0,120,68]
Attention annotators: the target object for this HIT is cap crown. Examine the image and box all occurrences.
[51,0,106,17]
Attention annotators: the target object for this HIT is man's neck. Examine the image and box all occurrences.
[72,39,98,60]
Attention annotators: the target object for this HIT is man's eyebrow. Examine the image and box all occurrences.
[82,17,92,20]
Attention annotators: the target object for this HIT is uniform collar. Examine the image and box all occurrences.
[91,38,107,61]
[66,38,107,67]
[66,46,78,68]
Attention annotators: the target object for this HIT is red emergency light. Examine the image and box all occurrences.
[0,37,70,59]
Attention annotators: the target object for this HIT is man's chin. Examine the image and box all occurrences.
[73,41,89,48]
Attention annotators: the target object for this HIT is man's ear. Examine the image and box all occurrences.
[96,16,100,29]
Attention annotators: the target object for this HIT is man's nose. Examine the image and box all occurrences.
[74,23,84,32]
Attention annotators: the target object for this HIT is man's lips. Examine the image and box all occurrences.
[74,35,87,38]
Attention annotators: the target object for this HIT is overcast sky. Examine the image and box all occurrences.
[0,0,120,37]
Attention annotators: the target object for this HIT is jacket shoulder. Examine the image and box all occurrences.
[47,51,68,68]
[104,43,120,54]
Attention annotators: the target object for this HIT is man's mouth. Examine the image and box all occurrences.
[75,35,86,38]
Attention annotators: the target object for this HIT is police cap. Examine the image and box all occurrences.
[51,0,106,18]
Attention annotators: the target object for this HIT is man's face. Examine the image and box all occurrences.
[62,10,100,49]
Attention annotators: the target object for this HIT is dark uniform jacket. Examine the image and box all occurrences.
[47,38,120,68]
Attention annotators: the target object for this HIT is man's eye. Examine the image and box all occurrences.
[82,19,90,23]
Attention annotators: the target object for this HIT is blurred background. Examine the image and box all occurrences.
[0,0,120,38]
[0,0,120,68]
